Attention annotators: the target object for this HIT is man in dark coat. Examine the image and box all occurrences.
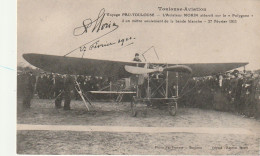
[41,73,48,99]
[235,73,244,113]
[22,71,36,108]
[55,74,74,110]
[36,73,44,99]
[53,74,64,98]
[253,74,260,118]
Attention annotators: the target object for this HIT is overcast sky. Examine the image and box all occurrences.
[18,0,260,70]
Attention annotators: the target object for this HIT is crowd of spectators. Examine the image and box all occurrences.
[180,70,260,118]
[34,73,110,100]
[17,69,260,118]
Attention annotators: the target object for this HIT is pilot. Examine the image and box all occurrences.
[133,53,142,62]
[132,53,145,98]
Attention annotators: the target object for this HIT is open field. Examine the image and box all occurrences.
[17,98,260,155]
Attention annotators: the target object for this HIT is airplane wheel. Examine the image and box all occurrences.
[131,97,137,117]
[168,102,176,116]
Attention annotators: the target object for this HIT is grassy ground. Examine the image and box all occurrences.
[17,131,259,155]
[17,98,260,155]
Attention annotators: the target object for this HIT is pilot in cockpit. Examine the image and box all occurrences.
[133,53,142,62]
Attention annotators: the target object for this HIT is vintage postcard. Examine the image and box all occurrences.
[16,0,260,155]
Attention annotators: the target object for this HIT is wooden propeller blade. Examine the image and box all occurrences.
[164,65,192,73]
[124,65,157,74]
[125,65,192,75]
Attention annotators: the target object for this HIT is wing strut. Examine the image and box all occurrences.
[75,80,93,111]
[141,46,160,62]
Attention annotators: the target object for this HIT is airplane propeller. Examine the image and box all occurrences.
[124,64,192,75]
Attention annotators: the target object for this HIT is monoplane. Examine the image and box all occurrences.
[23,51,248,116]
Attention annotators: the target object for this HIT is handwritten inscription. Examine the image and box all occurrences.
[65,8,121,57]
[79,36,135,51]
[73,8,119,36]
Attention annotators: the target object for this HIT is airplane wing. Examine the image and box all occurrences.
[23,53,248,78]
[23,53,134,79]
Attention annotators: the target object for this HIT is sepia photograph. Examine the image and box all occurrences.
[15,0,260,155]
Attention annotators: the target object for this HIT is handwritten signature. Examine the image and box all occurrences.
[73,8,119,36]
[65,8,120,57]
